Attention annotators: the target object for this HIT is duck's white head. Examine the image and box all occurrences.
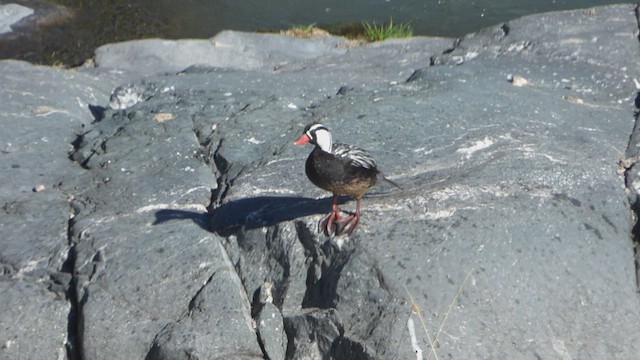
[293,123,332,152]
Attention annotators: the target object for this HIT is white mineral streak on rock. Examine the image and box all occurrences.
[456,137,494,158]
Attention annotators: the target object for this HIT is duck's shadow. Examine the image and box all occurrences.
[153,196,351,237]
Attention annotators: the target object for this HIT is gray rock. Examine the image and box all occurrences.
[107,81,166,110]
[0,1,72,43]
[0,281,69,359]
[146,242,262,360]
[0,59,124,359]
[94,30,352,76]
[206,4,640,359]
[0,4,33,35]
[257,302,287,360]
[2,4,640,360]
[283,308,342,359]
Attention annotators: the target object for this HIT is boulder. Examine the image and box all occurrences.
[0,3,33,35]
[94,30,352,76]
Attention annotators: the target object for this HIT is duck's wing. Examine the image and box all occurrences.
[332,143,378,170]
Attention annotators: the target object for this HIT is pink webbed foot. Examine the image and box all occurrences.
[318,194,345,236]
[335,214,359,236]
[336,197,363,236]
[318,195,362,236]
[318,210,339,236]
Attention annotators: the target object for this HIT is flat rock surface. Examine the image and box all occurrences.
[0,60,126,358]
[94,30,354,76]
[2,4,640,360]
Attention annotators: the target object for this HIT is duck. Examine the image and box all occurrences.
[294,122,400,236]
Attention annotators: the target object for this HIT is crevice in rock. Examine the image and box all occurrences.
[301,237,355,310]
[227,233,273,360]
[294,224,402,358]
[441,38,461,55]
[206,138,247,214]
[88,105,106,122]
[283,307,345,359]
[624,135,640,291]
[635,3,640,43]
[68,123,126,170]
[0,253,18,279]
[267,227,293,309]
[220,208,394,358]
[254,329,270,360]
[232,225,292,309]
[144,322,173,360]
[68,131,93,170]
[330,336,376,360]
[628,196,640,292]
[62,200,83,360]
[210,138,230,204]
[186,270,218,316]
[623,4,640,294]
[62,246,81,360]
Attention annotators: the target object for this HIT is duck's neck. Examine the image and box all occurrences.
[314,129,333,153]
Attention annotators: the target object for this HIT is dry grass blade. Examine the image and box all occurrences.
[428,269,473,360]
[404,284,439,360]
[404,268,473,360]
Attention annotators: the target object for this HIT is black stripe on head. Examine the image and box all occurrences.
[304,123,328,143]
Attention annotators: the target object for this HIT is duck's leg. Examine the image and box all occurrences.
[335,197,361,236]
[318,194,341,235]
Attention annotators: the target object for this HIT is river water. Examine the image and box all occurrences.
[1,0,634,66]
[142,0,633,39]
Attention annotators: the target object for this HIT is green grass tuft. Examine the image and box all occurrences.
[362,18,413,42]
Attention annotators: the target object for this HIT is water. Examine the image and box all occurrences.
[0,0,634,66]
[148,0,632,39]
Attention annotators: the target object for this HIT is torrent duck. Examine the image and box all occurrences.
[294,122,399,236]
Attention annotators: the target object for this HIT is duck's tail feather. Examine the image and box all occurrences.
[380,173,403,191]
